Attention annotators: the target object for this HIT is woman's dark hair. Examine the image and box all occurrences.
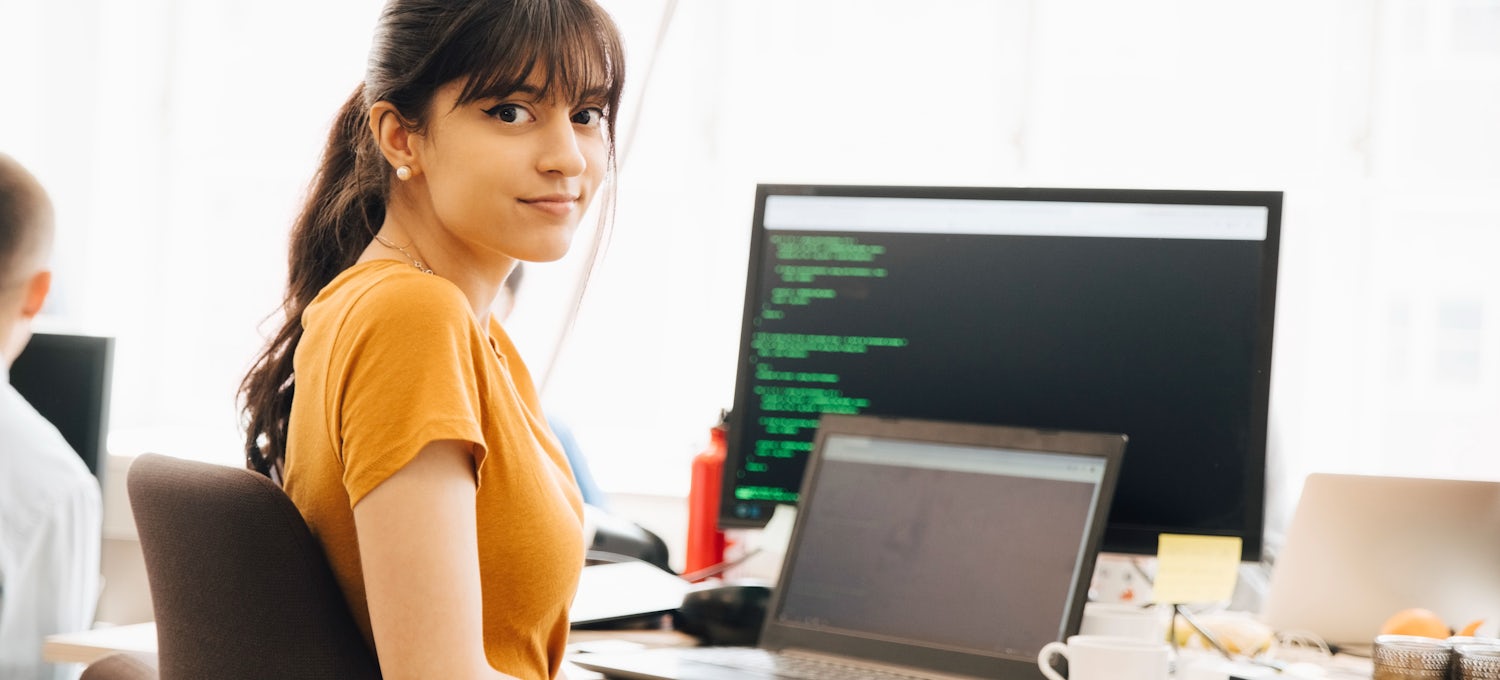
[240,0,625,480]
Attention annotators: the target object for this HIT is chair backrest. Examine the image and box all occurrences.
[128,453,382,680]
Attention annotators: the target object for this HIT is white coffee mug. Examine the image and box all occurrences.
[1037,635,1170,680]
[1078,602,1164,642]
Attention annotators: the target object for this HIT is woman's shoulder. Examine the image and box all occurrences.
[307,260,477,338]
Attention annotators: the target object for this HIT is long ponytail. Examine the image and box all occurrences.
[240,85,387,479]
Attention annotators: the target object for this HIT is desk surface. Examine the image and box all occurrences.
[43,622,157,666]
[43,622,696,677]
[48,624,1374,679]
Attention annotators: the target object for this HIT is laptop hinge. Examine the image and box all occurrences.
[780,648,978,680]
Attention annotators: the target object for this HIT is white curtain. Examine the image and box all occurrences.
[4,0,1498,547]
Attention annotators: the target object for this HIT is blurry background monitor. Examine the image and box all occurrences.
[721,185,1281,560]
[11,332,115,481]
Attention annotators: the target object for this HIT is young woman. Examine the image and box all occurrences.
[239,2,624,678]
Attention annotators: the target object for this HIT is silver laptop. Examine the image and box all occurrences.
[1262,472,1500,646]
[573,414,1125,680]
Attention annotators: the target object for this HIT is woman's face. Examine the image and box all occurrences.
[410,77,608,264]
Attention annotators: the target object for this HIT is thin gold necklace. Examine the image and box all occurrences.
[373,234,434,274]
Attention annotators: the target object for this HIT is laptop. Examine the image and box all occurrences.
[573,414,1126,680]
[1262,472,1500,646]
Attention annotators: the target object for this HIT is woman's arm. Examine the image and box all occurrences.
[354,439,520,680]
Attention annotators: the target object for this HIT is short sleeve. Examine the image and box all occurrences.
[330,274,488,507]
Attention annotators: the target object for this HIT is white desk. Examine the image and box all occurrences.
[43,622,157,666]
[43,622,694,677]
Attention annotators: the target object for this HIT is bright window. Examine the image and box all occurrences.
[4,0,1498,547]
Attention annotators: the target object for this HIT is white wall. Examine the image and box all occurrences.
[3,0,1499,555]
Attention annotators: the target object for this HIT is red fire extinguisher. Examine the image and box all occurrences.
[685,409,729,580]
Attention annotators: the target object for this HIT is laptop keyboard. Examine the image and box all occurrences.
[681,647,938,679]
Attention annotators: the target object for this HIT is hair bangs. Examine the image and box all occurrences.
[456,0,623,120]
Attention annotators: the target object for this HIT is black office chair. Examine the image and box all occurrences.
[587,506,673,573]
[128,453,381,680]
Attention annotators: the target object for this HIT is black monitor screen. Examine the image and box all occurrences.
[10,332,114,481]
[721,185,1280,560]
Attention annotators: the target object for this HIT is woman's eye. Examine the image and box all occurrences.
[572,108,604,126]
[484,104,534,124]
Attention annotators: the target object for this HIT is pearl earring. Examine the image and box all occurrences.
[395,165,413,181]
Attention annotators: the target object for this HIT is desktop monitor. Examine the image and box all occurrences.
[720,185,1281,560]
[10,332,115,482]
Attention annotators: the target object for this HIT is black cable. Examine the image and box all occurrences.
[678,547,764,583]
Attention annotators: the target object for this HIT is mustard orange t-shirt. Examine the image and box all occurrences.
[283,260,584,680]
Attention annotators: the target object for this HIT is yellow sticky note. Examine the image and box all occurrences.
[1151,534,1242,604]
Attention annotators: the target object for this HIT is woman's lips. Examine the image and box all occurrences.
[520,195,579,216]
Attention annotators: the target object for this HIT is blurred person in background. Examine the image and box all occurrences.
[0,152,102,680]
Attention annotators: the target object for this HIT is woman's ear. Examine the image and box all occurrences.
[369,101,419,177]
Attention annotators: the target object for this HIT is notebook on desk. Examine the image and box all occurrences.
[572,414,1126,680]
[1262,472,1500,647]
[572,561,693,626]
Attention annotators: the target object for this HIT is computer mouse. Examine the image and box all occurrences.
[672,580,773,647]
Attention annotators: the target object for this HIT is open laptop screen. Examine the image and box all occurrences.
[568,415,1123,680]
[773,421,1113,663]
[1262,473,1500,646]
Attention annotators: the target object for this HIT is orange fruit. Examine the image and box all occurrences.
[1379,608,1450,639]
